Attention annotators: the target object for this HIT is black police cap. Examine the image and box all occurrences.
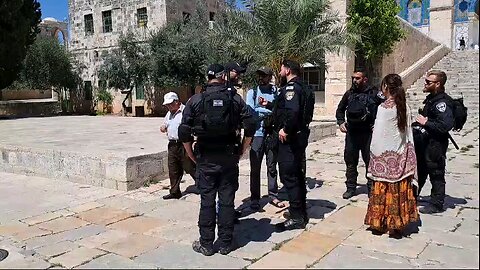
[225,62,247,74]
[207,64,225,78]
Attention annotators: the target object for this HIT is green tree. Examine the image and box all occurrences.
[98,33,150,115]
[211,0,349,79]
[347,0,405,71]
[19,37,81,111]
[150,5,216,90]
[0,0,41,90]
[96,88,114,113]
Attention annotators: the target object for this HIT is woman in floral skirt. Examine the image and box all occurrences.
[364,74,419,238]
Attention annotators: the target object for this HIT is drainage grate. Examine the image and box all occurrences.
[0,249,8,261]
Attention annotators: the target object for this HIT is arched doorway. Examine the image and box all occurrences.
[54,28,68,47]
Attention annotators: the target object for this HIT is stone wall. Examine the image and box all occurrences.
[68,0,222,116]
[378,17,450,87]
[0,101,61,118]
[1,90,52,101]
[0,121,336,191]
[69,0,167,88]
[430,0,455,48]
[323,0,355,117]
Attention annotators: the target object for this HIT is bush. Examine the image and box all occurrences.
[96,88,113,113]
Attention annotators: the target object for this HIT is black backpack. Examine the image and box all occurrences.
[346,92,371,123]
[449,95,468,132]
[194,89,236,138]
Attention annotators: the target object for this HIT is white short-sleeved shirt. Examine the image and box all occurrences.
[163,104,185,140]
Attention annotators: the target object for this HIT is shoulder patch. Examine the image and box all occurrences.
[286,86,294,90]
[377,91,385,99]
[285,91,295,101]
[436,102,447,113]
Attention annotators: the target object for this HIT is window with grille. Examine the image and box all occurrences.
[102,10,113,33]
[135,82,145,100]
[137,7,148,28]
[84,14,94,36]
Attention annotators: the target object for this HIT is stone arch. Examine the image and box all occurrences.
[53,28,68,46]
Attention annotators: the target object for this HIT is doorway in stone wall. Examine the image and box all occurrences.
[301,64,326,104]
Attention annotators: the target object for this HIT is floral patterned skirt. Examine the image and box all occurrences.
[364,176,419,233]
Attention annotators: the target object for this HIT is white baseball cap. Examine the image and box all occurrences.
[162,92,179,105]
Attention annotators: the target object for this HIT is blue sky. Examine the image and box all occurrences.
[38,0,68,21]
[38,0,244,21]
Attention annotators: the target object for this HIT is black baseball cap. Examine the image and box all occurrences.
[256,66,274,76]
[225,62,247,74]
[207,64,225,79]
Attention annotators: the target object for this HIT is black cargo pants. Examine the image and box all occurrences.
[344,129,372,194]
[196,147,239,249]
[278,131,309,221]
[416,138,448,208]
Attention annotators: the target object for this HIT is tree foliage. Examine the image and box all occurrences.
[21,37,80,91]
[0,0,41,89]
[149,5,217,88]
[347,0,405,61]
[211,0,349,76]
[99,32,150,92]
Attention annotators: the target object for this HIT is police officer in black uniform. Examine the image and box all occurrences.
[225,62,247,93]
[259,60,312,231]
[179,64,256,256]
[414,70,454,214]
[336,70,384,199]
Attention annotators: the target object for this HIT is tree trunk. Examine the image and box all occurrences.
[122,90,132,116]
[53,88,65,114]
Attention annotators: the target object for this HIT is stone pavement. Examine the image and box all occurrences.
[0,116,478,269]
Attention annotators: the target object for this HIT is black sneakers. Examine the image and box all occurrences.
[342,189,356,199]
[192,240,215,256]
[218,245,234,255]
[419,204,444,214]
[163,193,182,200]
[275,218,307,232]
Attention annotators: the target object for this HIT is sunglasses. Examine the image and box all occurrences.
[424,79,438,85]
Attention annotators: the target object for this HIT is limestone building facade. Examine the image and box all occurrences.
[68,0,222,115]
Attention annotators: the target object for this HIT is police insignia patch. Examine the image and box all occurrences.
[286,86,294,90]
[436,102,446,112]
[286,91,295,101]
[213,100,224,107]
[377,91,385,99]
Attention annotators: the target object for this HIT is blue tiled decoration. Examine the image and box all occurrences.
[397,0,430,27]
[397,0,479,25]
[454,0,479,22]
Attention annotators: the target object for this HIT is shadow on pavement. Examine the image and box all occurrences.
[417,194,468,210]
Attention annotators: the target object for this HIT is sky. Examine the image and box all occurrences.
[38,0,68,21]
[38,0,244,21]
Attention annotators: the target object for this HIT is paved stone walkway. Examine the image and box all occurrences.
[0,116,478,269]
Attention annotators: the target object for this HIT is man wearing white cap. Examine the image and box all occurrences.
[160,92,196,200]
